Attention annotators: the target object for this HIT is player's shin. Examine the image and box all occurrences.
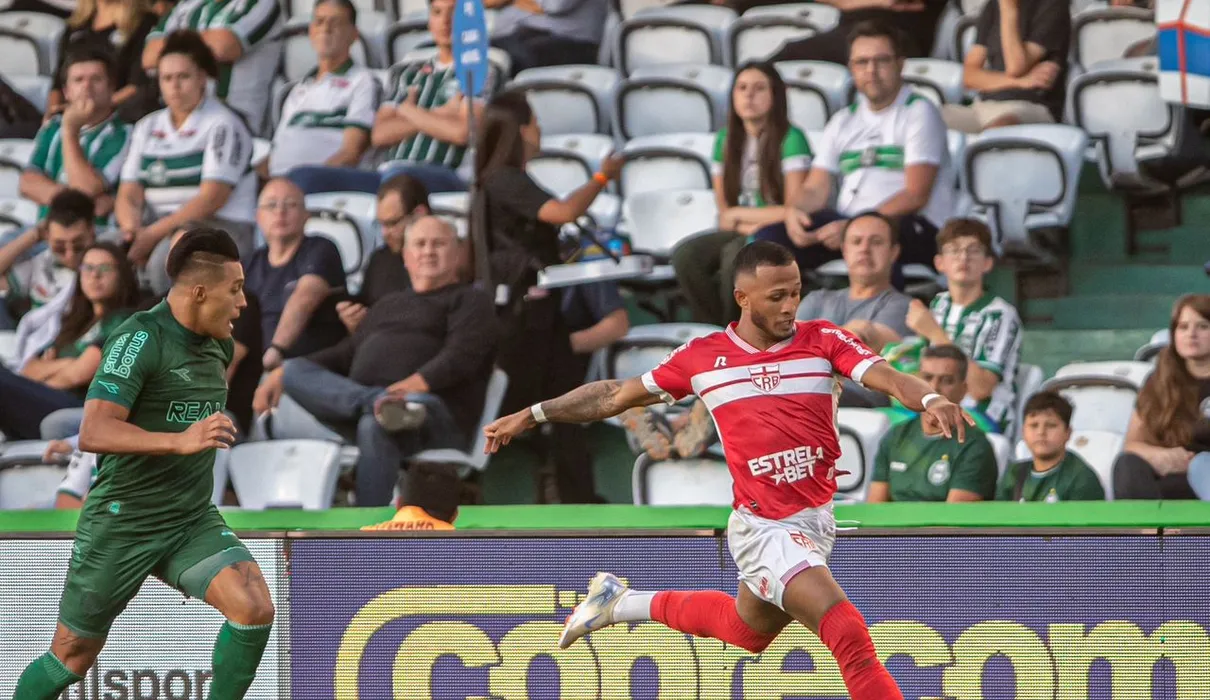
[817,601,904,700]
[13,651,84,699]
[651,590,777,654]
[206,620,272,700]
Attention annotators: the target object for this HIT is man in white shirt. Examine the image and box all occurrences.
[267,0,379,179]
[757,19,953,287]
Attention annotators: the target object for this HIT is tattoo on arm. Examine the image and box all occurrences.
[541,380,625,424]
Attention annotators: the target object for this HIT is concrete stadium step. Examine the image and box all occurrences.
[1067,263,1207,296]
[1020,294,1177,330]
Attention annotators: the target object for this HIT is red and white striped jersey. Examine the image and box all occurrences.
[642,320,883,519]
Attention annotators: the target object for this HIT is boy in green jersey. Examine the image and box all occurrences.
[15,228,273,700]
[998,392,1105,503]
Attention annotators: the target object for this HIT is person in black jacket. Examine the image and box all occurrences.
[254,215,499,506]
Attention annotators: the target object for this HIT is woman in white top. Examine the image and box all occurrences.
[115,29,256,294]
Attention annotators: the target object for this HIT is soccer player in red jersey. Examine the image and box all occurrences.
[483,240,973,700]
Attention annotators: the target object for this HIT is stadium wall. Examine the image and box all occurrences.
[1,504,1209,700]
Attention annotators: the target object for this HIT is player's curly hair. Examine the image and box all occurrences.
[167,226,240,282]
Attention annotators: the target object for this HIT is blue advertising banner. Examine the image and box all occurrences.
[451,0,490,98]
[289,535,1210,699]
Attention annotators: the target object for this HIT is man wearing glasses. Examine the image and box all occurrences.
[0,188,95,329]
[242,178,347,373]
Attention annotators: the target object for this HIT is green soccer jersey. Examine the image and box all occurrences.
[872,416,999,502]
[27,113,130,223]
[82,301,233,536]
[996,451,1106,503]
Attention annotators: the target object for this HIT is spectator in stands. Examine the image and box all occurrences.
[244,178,347,371]
[771,0,947,65]
[868,344,998,502]
[267,0,380,182]
[672,61,812,326]
[884,218,1021,434]
[0,189,95,329]
[472,91,622,502]
[142,0,283,132]
[336,174,432,334]
[47,0,158,123]
[1113,294,1210,500]
[118,30,257,295]
[764,21,952,285]
[21,46,131,223]
[998,392,1104,502]
[254,216,497,506]
[484,0,607,76]
[368,0,493,194]
[943,0,1069,134]
[0,241,139,439]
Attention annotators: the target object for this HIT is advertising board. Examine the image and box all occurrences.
[289,534,1210,700]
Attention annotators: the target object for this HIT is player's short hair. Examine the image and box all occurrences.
[847,19,904,59]
[377,172,431,214]
[159,29,219,79]
[842,210,898,245]
[921,344,968,380]
[936,218,995,258]
[402,461,461,523]
[166,226,240,283]
[732,240,797,283]
[1023,391,1073,427]
[61,43,119,87]
[314,0,357,23]
[46,188,96,230]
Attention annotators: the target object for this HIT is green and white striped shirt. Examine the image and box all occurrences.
[930,290,1022,426]
[383,59,497,170]
[26,113,130,221]
[270,60,381,176]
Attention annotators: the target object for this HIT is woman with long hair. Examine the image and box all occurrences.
[472,90,623,504]
[671,61,812,326]
[0,242,140,439]
[48,0,159,121]
[1113,294,1210,499]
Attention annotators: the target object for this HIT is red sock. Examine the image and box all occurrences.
[650,590,777,653]
[817,601,903,700]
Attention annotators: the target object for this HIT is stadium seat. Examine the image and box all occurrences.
[0,197,39,227]
[1012,429,1123,500]
[775,60,852,131]
[631,453,732,505]
[631,62,734,121]
[1041,360,1153,435]
[385,16,432,65]
[269,76,292,133]
[0,329,17,368]
[726,14,816,65]
[836,408,891,501]
[527,134,614,194]
[0,26,42,75]
[812,259,940,285]
[1012,363,1045,440]
[1070,58,1177,192]
[604,322,723,381]
[0,463,66,509]
[280,19,373,82]
[985,431,1011,479]
[614,0,679,20]
[0,139,32,199]
[431,191,628,235]
[257,393,345,442]
[407,367,509,476]
[303,211,367,276]
[510,65,620,135]
[227,439,343,509]
[0,12,63,76]
[396,46,511,83]
[963,124,1088,258]
[212,448,229,506]
[616,4,736,74]
[613,76,718,139]
[1134,328,1169,362]
[304,191,377,227]
[623,189,718,257]
[251,137,271,170]
[6,74,51,112]
[396,0,429,17]
[950,13,979,62]
[743,3,841,33]
[1071,5,1155,71]
[902,58,966,106]
[618,132,714,198]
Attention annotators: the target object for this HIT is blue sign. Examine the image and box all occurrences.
[451,0,490,97]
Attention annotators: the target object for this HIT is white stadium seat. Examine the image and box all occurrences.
[1071,5,1156,71]
[1070,58,1177,192]
[511,65,620,135]
[613,76,718,139]
[1134,328,1169,362]
[605,322,723,381]
[227,439,343,510]
[258,393,345,443]
[408,367,509,476]
[304,191,378,278]
[0,12,63,76]
[619,132,715,197]
[963,124,1088,258]
[280,19,373,82]
[1041,361,1153,436]
[0,139,32,199]
[0,197,39,227]
[631,63,734,125]
[385,16,432,65]
[0,330,18,368]
[622,189,718,256]
[0,465,67,509]
[251,137,271,169]
[527,134,615,194]
[269,76,293,134]
[985,432,1012,479]
[304,191,377,224]
[616,5,736,74]
[836,408,891,501]
[727,15,816,65]
[304,212,365,276]
[7,75,51,112]
[632,453,732,505]
[775,60,852,131]
[0,26,42,75]
[212,449,229,506]
[1012,363,1045,440]
[902,58,966,106]
[950,13,979,62]
[743,3,841,33]
[615,0,679,20]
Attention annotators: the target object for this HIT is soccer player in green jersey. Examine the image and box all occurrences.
[14,227,273,700]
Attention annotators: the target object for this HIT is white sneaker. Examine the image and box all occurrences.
[558,572,628,649]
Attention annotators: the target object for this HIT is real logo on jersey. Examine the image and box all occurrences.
[749,364,781,393]
[166,400,222,424]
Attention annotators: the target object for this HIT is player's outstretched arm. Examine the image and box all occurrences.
[78,399,237,456]
[483,377,662,454]
[859,362,975,442]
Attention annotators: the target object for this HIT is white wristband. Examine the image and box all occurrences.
[922,393,942,409]
[530,403,548,424]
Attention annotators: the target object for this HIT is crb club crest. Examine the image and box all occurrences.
[748,364,781,393]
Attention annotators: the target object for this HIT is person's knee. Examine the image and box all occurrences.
[51,626,105,675]
[225,583,275,626]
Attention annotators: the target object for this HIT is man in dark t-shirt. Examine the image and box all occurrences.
[771,0,948,65]
[943,0,1070,133]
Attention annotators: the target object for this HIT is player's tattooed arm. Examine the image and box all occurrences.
[540,377,662,423]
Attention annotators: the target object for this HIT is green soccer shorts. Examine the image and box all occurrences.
[57,506,255,638]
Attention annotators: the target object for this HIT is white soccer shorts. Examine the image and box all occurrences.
[727,502,837,610]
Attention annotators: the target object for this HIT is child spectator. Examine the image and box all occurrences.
[998,392,1105,502]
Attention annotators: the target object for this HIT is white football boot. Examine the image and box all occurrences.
[558,572,629,649]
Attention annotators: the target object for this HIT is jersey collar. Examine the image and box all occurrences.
[725,322,796,354]
[306,57,355,81]
[154,300,208,344]
[856,84,912,119]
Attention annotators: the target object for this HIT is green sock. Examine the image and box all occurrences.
[207,620,272,700]
[13,651,84,700]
